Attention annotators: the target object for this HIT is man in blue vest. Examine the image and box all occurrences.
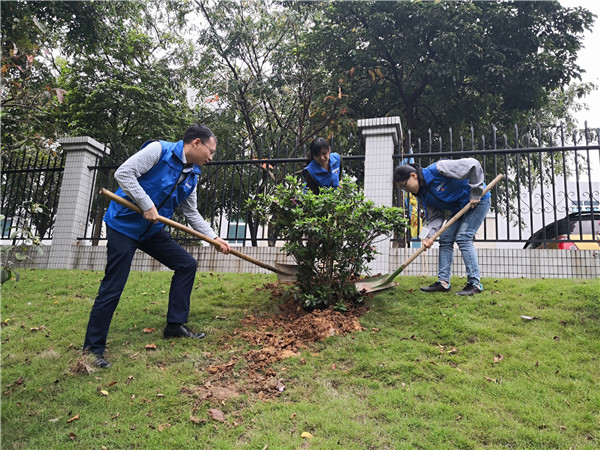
[83,124,230,368]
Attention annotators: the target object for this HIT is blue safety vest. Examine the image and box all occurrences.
[418,163,490,219]
[104,140,201,241]
[304,152,341,190]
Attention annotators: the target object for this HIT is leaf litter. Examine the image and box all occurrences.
[182,282,367,411]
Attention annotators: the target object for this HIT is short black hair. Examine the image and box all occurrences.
[183,124,217,145]
[309,137,330,159]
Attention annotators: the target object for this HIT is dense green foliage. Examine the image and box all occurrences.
[2,0,595,159]
[297,1,596,137]
[1,270,598,448]
[248,176,408,309]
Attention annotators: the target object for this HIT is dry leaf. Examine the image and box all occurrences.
[290,413,297,420]
[493,354,504,364]
[68,432,77,440]
[143,328,156,334]
[158,424,172,432]
[145,343,157,350]
[208,408,226,422]
[301,432,314,439]
[67,414,80,423]
[485,377,497,383]
[100,390,109,396]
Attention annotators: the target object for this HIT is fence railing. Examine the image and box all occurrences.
[1,149,66,243]
[392,124,600,248]
[2,124,599,250]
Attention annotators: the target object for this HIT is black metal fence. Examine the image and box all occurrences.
[2,123,599,249]
[392,124,600,248]
[1,149,65,244]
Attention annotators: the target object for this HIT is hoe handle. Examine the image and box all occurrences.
[382,173,504,284]
[99,188,286,275]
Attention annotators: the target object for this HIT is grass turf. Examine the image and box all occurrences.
[1,269,598,449]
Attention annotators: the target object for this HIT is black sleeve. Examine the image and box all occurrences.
[303,168,320,194]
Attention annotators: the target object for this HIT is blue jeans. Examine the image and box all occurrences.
[83,226,197,356]
[437,196,490,286]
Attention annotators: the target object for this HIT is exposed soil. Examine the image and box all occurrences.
[183,282,369,406]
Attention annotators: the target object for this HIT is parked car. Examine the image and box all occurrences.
[523,212,600,250]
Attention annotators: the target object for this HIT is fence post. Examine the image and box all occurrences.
[47,137,108,269]
[358,117,403,275]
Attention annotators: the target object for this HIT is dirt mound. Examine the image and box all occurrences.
[183,283,368,405]
[236,292,366,372]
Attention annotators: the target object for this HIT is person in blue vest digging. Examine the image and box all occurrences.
[303,137,342,194]
[83,124,230,368]
[394,158,491,296]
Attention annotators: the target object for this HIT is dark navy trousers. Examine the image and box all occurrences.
[83,226,197,356]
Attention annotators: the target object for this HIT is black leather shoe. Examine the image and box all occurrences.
[94,356,112,369]
[163,324,206,339]
[420,281,451,293]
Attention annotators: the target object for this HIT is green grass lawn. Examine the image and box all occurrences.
[1,269,599,449]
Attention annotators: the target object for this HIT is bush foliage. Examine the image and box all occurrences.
[248,176,408,309]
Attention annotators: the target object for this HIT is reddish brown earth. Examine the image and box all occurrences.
[71,281,370,415]
[183,282,368,406]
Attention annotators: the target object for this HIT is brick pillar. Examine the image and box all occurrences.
[48,137,108,269]
[358,117,403,275]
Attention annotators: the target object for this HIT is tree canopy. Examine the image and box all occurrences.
[1,0,595,156]
[295,0,595,137]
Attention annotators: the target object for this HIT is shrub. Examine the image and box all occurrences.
[247,176,407,309]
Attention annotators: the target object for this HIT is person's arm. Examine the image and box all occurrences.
[181,189,230,254]
[114,141,162,222]
[424,204,444,238]
[419,204,445,249]
[436,158,485,199]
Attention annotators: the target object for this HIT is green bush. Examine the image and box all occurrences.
[247,176,408,309]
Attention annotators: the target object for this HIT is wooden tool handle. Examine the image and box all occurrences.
[99,188,286,274]
[381,173,504,284]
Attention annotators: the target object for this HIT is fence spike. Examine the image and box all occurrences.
[471,125,475,151]
[428,129,432,153]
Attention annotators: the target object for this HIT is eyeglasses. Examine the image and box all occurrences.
[397,181,408,190]
[197,139,216,156]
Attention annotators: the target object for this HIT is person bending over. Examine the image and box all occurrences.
[83,123,230,368]
[303,137,342,194]
[394,158,490,296]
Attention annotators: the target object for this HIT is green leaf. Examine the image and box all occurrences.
[1,269,11,284]
[14,253,27,262]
